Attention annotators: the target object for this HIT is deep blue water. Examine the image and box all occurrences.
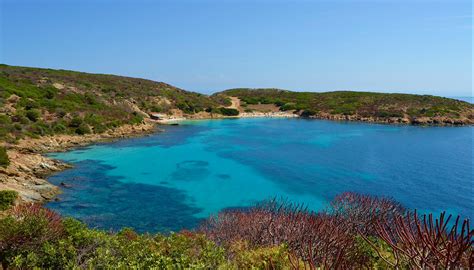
[46,118,473,233]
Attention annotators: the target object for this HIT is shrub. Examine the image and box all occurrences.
[366,211,473,269]
[330,192,406,236]
[52,123,67,133]
[200,200,364,268]
[75,124,91,135]
[92,124,107,133]
[0,194,471,269]
[280,102,297,111]
[68,117,83,128]
[226,241,291,269]
[29,121,50,136]
[129,112,144,124]
[23,100,39,110]
[375,110,404,118]
[301,109,317,117]
[0,190,17,211]
[25,109,40,122]
[43,88,56,99]
[0,146,9,167]
[0,204,64,268]
[55,109,67,118]
[218,107,239,116]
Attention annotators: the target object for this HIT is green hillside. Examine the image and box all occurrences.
[1,65,472,144]
[0,64,228,143]
[216,88,474,124]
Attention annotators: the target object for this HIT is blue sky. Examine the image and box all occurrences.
[1,0,472,96]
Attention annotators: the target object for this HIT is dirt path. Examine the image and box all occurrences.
[227,97,242,112]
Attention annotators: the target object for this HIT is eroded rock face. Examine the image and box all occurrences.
[0,122,156,203]
[0,149,64,202]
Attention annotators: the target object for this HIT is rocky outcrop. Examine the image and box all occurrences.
[0,122,156,203]
[0,150,66,202]
[307,112,473,126]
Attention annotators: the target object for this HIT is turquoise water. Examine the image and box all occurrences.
[46,118,473,232]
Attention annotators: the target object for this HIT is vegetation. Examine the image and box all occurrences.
[0,64,227,143]
[217,107,240,116]
[1,65,472,144]
[0,193,471,269]
[0,146,8,167]
[216,88,474,123]
[0,190,17,211]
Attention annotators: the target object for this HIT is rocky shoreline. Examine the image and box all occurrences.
[0,122,157,203]
[0,113,299,204]
[308,112,473,126]
[1,111,471,204]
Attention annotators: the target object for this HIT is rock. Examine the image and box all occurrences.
[7,94,20,103]
[52,83,65,89]
[60,182,72,188]
[2,122,157,203]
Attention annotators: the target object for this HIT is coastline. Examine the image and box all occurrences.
[0,122,157,203]
[307,113,473,126]
[0,111,299,204]
[1,110,472,204]
[154,111,298,123]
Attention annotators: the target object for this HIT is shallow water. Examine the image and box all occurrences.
[46,118,473,232]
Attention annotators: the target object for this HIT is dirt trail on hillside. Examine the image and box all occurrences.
[227,97,242,112]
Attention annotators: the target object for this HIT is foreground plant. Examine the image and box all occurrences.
[0,193,472,269]
[363,210,473,269]
[330,191,406,236]
[200,193,473,269]
[200,200,370,269]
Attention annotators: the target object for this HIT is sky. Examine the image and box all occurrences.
[1,0,472,96]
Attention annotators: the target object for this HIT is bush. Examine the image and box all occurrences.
[52,123,67,133]
[23,100,39,110]
[75,124,91,135]
[218,107,239,116]
[330,192,406,235]
[29,121,50,136]
[201,194,473,269]
[280,102,297,111]
[0,207,227,269]
[129,112,144,124]
[200,200,361,268]
[0,204,64,268]
[68,117,83,128]
[226,242,291,269]
[0,190,17,210]
[0,194,471,269]
[301,109,317,117]
[0,146,9,167]
[55,109,67,118]
[25,109,40,122]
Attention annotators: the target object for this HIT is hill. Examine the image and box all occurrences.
[215,88,474,125]
[0,64,229,143]
[1,65,472,145]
